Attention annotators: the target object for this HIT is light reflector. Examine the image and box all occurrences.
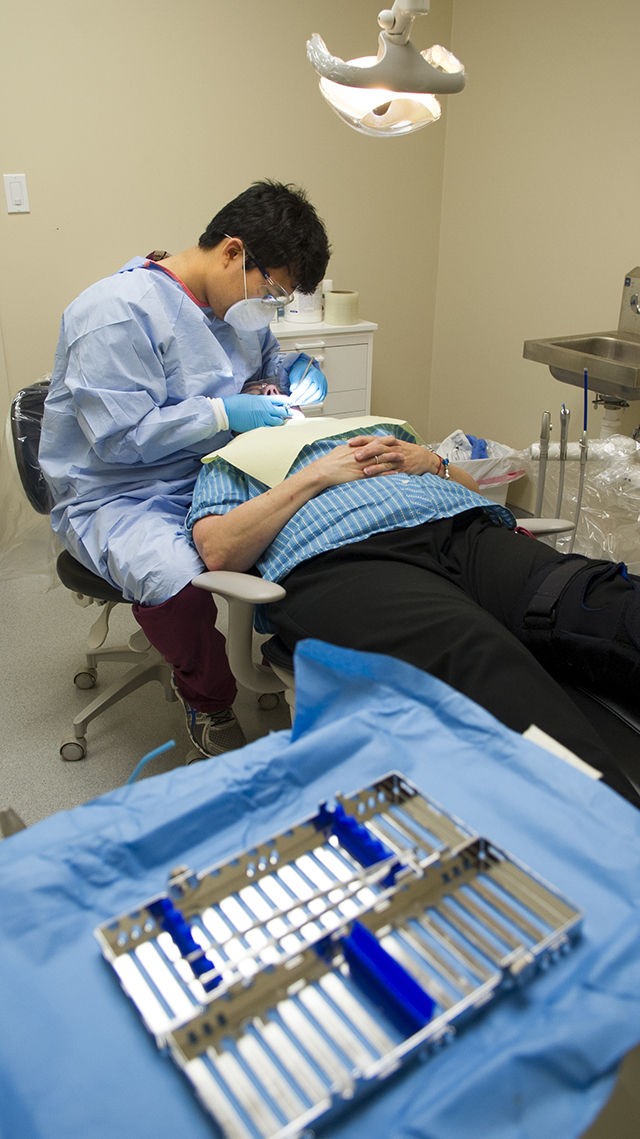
[319,56,441,137]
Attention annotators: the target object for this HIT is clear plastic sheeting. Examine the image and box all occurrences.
[525,434,640,570]
[0,379,62,588]
[421,44,465,74]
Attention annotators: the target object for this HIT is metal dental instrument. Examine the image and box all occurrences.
[555,404,571,519]
[569,371,589,553]
[534,410,551,517]
[296,356,315,384]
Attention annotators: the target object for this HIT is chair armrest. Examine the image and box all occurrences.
[516,518,575,536]
[192,571,286,605]
[191,571,287,695]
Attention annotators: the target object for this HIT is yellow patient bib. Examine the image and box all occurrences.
[201,416,425,488]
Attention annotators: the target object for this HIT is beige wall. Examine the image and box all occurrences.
[0,0,452,436]
[4,1,640,479]
[431,0,640,479]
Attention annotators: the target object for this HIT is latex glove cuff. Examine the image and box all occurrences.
[207,397,230,433]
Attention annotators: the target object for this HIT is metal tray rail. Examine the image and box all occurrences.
[95,773,583,1139]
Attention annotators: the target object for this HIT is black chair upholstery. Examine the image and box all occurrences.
[11,381,54,514]
[261,634,296,673]
[56,549,125,604]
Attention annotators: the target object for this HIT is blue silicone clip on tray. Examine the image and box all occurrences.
[95,772,583,1139]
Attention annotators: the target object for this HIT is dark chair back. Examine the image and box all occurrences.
[10,379,124,603]
[10,381,53,515]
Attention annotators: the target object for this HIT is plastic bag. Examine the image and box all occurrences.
[432,429,527,504]
[0,379,62,588]
[522,433,640,571]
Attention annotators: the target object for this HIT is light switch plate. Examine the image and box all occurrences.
[4,174,30,213]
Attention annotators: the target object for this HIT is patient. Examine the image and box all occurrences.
[187,419,639,775]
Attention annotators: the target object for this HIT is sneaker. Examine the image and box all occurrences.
[171,675,247,757]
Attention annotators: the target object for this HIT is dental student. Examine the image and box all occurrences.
[39,181,331,756]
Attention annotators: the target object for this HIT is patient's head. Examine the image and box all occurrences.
[241,379,283,397]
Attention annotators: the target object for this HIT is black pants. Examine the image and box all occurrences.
[269,511,618,771]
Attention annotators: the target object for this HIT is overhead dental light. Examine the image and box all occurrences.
[307,1,466,138]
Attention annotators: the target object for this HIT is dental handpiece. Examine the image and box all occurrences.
[555,404,570,518]
[569,368,589,553]
[534,410,551,518]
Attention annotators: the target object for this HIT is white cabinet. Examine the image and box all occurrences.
[271,318,377,418]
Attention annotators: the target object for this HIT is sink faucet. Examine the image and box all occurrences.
[618,267,640,333]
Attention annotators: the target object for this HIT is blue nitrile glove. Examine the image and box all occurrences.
[278,352,328,404]
[465,434,488,459]
[222,394,292,433]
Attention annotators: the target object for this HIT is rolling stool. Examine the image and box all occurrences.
[56,550,176,760]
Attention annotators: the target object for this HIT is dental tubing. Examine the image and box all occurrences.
[569,371,589,553]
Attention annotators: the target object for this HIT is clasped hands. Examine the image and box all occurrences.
[347,435,440,478]
[305,435,441,492]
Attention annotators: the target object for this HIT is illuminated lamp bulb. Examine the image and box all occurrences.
[319,56,441,138]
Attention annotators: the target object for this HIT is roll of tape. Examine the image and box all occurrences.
[324,290,359,326]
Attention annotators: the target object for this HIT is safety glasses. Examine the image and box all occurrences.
[226,234,295,308]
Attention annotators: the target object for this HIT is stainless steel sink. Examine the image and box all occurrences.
[523,330,640,401]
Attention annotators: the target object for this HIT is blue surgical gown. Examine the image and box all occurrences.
[39,257,281,603]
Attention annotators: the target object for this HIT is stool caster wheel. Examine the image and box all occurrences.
[258,692,280,711]
[60,737,87,761]
[74,667,97,690]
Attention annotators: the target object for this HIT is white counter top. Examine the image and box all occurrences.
[270,317,377,336]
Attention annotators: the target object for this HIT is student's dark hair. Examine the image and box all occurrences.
[199,181,330,294]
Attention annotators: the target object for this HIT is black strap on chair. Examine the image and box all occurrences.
[522,557,590,628]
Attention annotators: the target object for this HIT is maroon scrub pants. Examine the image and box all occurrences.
[132,584,237,713]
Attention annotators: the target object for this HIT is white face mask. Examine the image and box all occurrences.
[224,297,276,331]
[224,246,277,332]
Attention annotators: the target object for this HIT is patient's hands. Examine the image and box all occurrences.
[348,435,438,477]
[306,443,385,489]
[347,435,480,492]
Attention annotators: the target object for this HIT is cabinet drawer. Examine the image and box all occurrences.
[278,341,368,394]
[322,343,368,393]
[323,389,367,415]
[330,408,368,419]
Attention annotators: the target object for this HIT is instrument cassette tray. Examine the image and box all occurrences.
[95,772,583,1139]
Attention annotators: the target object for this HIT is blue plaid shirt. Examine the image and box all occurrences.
[187,424,515,632]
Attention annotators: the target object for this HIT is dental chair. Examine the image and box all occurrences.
[190,518,578,719]
[193,551,640,809]
[11,382,640,797]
